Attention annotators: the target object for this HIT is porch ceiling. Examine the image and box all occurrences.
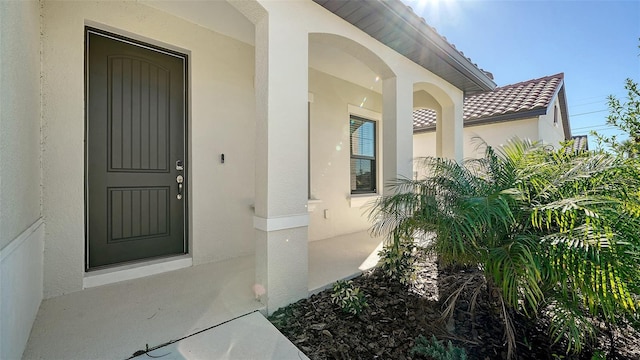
[313,0,497,94]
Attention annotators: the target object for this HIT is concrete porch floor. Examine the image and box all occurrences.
[22,231,383,360]
[308,231,383,293]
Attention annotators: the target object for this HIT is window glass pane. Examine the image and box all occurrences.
[349,116,376,194]
[351,158,374,192]
[350,118,375,157]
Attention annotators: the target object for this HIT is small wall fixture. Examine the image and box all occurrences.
[221,154,225,163]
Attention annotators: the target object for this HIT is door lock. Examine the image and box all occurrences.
[176,174,184,200]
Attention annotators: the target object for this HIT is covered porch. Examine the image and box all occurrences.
[0,1,497,359]
[22,232,383,359]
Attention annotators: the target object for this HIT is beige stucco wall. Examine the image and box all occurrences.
[0,0,42,250]
[308,68,383,241]
[0,2,45,359]
[413,131,437,161]
[463,118,539,158]
[413,117,539,162]
[538,98,567,149]
[41,1,255,298]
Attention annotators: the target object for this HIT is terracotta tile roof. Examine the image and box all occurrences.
[570,135,589,152]
[414,73,565,132]
[413,108,437,129]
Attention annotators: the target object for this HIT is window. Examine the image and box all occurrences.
[553,105,559,126]
[350,115,376,194]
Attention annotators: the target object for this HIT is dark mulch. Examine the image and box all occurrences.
[269,251,640,360]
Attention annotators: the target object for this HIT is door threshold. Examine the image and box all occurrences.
[84,255,192,289]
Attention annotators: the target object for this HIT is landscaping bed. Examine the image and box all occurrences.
[269,251,640,360]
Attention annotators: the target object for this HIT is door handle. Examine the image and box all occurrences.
[176,174,184,200]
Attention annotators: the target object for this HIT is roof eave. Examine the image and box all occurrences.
[378,0,496,92]
[558,84,571,140]
[464,108,548,128]
[312,0,497,93]
[412,108,548,134]
[543,77,571,140]
[413,126,436,133]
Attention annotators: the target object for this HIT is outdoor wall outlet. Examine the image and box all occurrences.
[324,209,330,219]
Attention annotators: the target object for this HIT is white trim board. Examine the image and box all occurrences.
[348,104,382,121]
[253,214,309,232]
[0,218,44,262]
[83,255,193,288]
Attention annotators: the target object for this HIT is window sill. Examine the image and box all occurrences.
[307,199,322,212]
[349,194,380,208]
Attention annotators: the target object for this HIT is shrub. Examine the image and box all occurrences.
[371,138,640,358]
[410,335,467,360]
[331,280,368,315]
[378,231,417,285]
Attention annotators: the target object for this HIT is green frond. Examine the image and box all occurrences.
[371,137,640,358]
[485,235,543,314]
[546,299,596,354]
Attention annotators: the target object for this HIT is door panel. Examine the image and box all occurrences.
[87,29,187,269]
[109,56,169,172]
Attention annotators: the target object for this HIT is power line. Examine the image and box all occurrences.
[569,109,608,117]
[570,93,626,104]
[571,99,608,108]
[572,124,614,131]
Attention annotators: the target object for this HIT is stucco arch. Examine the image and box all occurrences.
[227,0,267,26]
[413,82,462,160]
[307,32,394,242]
[413,90,441,112]
[413,82,454,108]
[309,32,395,82]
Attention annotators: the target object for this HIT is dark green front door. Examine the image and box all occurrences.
[86,29,187,269]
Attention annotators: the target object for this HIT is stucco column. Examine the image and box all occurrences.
[437,102,464,161]
[253,13,309,314]
[382,76,414,194]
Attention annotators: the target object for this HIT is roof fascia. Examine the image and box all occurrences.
[377,0,496,91]
[412,108,548,134]
[543,78,571,140]
[464,108,548,127]
[558,84,571,139]
[413,126,436,133]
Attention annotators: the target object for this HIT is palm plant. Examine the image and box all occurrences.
[370,138,640,358]
[518,143,640,353]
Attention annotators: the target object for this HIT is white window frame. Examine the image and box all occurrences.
[347,104,382,207]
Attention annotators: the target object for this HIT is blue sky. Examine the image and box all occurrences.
[402,0,640,149]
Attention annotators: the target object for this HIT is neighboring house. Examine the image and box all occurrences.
[571,134,590,152]
[413,73,571,162]
[0,1,497,358]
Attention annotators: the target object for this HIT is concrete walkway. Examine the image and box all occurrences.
[132,311,309,360]
[23,256,263,360]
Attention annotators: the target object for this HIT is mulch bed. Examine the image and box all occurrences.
[269,250,640,360]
